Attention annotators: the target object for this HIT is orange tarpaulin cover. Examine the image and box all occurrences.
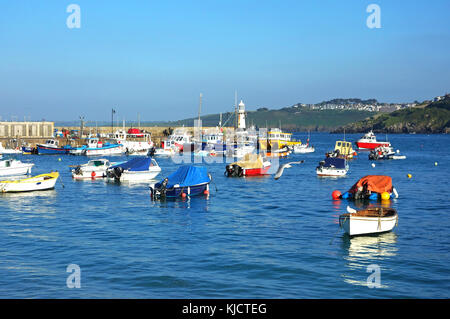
[349,175,393,194]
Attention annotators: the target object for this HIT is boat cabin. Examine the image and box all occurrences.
[45,139,59,147]
[334,141,355,156]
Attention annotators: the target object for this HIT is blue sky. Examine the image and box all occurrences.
[0,0,449,122]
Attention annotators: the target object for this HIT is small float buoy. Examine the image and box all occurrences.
[435,162,438,166]
[332,190,341,200]
[381,192,390,200]
[204,190,209,195]
[181,192,187,198]
[407,174,412,179]
[371,163,376,168]
[58,158,62,162]
[91,171,96,178]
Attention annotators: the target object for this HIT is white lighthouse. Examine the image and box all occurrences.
[237,99,246,129]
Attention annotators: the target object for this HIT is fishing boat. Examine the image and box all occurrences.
[369,146,406,160]
[339,206,398,236]
[150,165,211,199]
[327,141,357,159]
[109,129,154,156]
[106,157,161,182]
[316,157,349,177]
[355,130,391,150]
[79,138,124,156]
[22,146,38,155]
[225,153,271,177]
[292,131,314,153]
[161,128,194,153]
[0,159,34,177]
[0,172,59,193]
[340,175,399,201]
[258,128,300,152]
[293,143,315,154]
[0,142,22,154]
[37,139,71,155]
[71,159,124,180]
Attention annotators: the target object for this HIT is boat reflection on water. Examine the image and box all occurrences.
[1,189,58,214]
[340,232,398,288]
[149,192,211,211]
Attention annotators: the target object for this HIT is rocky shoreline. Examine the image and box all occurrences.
[332,96,450,134]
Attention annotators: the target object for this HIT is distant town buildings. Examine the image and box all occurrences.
[292,101,417,112]
[0,121,54,138]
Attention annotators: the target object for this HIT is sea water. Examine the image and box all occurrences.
[0,133,448,298]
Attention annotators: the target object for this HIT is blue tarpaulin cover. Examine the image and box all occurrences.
[155,165,210,188]
[323,157,346,169]
[110,157,152,172]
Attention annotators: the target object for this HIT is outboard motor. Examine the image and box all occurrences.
[151,178,169,199]
[74,166,82,175]
[225,164,243,177]
[108,166,123,181]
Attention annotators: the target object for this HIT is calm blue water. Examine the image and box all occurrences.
[0,133,449,298]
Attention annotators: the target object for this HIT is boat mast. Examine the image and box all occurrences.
[198,93,202,129]
[234,90,238,130]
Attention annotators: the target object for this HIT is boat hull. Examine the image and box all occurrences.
[339,214,398,236]
[37,145,70,155]
[0,172,59,193]
[151,182,210,198]
[84,146,124,156]
[316,167,348,177]
[356,142,391,150]
[0,163,34,177]
[243,166,271,176]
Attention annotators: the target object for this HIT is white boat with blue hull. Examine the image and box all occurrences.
[71,138,124,156]
[150,165,211,199]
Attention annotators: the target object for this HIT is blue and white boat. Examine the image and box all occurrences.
[106,157,161,182]
[150,165,211,199]
[70,138,124,156]
[36,139,71,155]
[316,157,349,177]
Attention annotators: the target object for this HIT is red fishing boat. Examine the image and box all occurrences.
[355,131,391,150]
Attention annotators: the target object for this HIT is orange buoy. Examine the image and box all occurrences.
[332,190,342,200]
[91,171,96,178]
[204,190,209,195]
[181,192,187,198]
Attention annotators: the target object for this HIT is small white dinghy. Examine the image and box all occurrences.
[0,159,34,177]
[0,172,59,193]
[293,143,315,153]
[71,159,124,180]
[106,157,161,182]
[339,206,398,236]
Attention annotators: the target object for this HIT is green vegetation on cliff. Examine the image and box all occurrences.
[151,107,374,131]
[333,96,450,134]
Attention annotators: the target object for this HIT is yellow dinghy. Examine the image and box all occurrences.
[0,172,59,193]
